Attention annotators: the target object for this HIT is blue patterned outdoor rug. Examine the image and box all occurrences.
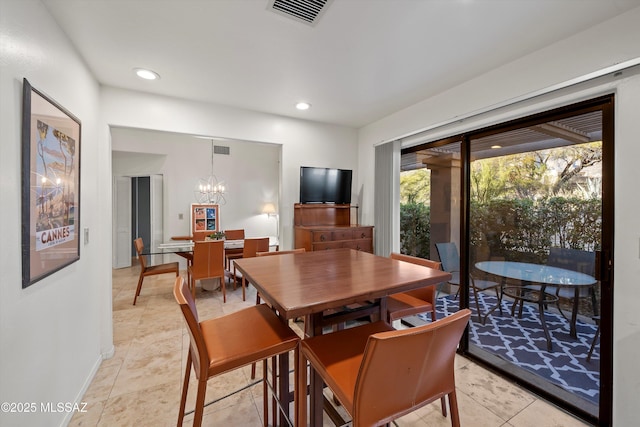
[419,293,600,405]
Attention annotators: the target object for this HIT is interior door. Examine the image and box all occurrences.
[149,174,164,265]
[113,175,132,268]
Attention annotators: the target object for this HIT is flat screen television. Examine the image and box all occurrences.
[300,166,352,204]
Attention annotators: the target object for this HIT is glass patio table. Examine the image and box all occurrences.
[475,260,596,351]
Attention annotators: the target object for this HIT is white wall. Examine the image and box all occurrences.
[0,1,106,426]
[358,7,640,426]
[100,88,359,250]
[111,128,281,267]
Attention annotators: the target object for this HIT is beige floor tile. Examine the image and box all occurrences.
[455,362,536,421]
[109,349,181,398]
[507,399,590,427]
[98,382,181,427]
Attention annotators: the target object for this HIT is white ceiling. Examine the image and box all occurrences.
[42,0,640,128]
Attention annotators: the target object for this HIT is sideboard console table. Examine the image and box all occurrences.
[293,204,374,253]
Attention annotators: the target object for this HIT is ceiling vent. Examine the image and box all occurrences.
[213,145,230,155]
[268,0,333,26]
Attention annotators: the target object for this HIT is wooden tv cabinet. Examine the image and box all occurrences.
[293,204,374,253]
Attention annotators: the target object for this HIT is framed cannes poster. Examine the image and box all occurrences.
[21,79,81,288]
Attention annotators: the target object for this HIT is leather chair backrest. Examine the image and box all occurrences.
[353,309,471,426]
[134,238,147,270]
[242,237,270,258]
[174,277,209,380]
[390,252,440,270]
[390,252,441,303]
[191,240,224,280]
[224,229,245,240]
[435,242,460,273]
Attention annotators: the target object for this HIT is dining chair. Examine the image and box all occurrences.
[132,237,179,305]
[249,248,306,380]
[188,240,226,301]
[387,252,441,324]
[233,237,269,301]
[298,308,471,427]
[173,276,300,427]
[386,252,450,416]
[223,228,245,270]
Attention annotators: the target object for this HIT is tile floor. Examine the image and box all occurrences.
[69,265,591,427]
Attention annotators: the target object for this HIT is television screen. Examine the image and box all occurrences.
[300,167,352,204]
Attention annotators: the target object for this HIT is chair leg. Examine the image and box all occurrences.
[133,274,144,305]
[440,396,447,417]
[242,276,246,301]
[233,264,238,291]
[193,378,207,427]
[448,390,461,427]
[591,288,599,316]
[190,276,196,299]
[262,359,268,427]
[271,356,277,427]
[298,350,308,427]
[221,275,227,303]
[177,352,192,427]
[293,345,300,427]
[587,321,601,362]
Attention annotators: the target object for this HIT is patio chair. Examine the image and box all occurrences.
[435,242,502,325]
[545,247,598,319]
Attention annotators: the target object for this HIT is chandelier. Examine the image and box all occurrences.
[194,139,227,204]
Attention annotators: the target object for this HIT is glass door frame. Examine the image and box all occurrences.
[402,94,614,425]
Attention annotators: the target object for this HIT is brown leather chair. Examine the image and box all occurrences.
[132,237,179,305]
[298,309,471,427]
[233,237,269,301]
[387,252,441,323]
[250,248,306,379]
[188,240,225,301]
[223,229,245,270]
[173,277,300,427]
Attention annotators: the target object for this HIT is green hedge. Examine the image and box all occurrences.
[471,197,601,263]
[400,202,431,258]
[400,196,601,263]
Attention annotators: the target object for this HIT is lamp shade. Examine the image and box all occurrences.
[262,203,276,215]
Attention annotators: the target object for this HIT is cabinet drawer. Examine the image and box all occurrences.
[312,231,333,242]
[343,239,373,253]
[353,227,373,239]
[332,229,353,241]
[313,241,343,251]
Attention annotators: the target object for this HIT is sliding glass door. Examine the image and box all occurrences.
[400,96,613,425]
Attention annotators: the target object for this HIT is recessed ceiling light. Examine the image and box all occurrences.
[491,145,502,149]
[295,102,311,110]
[134,68,160,80]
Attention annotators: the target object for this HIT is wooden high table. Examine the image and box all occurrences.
[233,248,451,426]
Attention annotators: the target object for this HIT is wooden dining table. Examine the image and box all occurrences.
[233,248,451,426]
